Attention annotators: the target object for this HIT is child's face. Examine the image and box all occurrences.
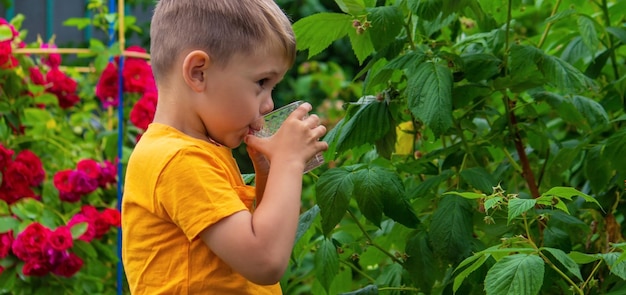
[197,48,290,148]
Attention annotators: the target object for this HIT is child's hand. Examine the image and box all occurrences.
[245,103,328,172]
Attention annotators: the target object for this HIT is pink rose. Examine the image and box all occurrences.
[98,160,117,188]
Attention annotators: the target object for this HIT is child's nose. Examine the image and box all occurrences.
[260,96,274,115]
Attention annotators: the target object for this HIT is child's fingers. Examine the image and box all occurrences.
[289,103,313,120]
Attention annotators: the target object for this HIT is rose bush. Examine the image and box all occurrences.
[1,13,154,293]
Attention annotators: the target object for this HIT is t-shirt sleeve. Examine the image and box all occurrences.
[154,146,248,242]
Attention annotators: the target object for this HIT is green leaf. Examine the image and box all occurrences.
[408,0,443,21]
[462,53,501,82]
[63,17,92,30]
[604,128,626,174]
[577,14,599,55]
[73,240,98,259]
[372,166,420,228]
[545,8,577,23]
[316,168,355,235]
[406,61,453,136]
[460,167,498,193]
[10,199,44,220]
[0,25,12,42]
[606,26,626,45]
[454,253,490,292]
[367,6,404,51]
[315,238,340,293]
[293,13,353,59]
[0,266,17,293]
[70,222,88,240]
[404,231,438,291]
[568,251,601,264]
[484,197,504,214]
[541,187,601,209]
[509,45,592,92]
[571,95,609,131]
[0,216,18,233]
[335,100,392,154]
[335,0,366,15]
[583,145,611,193]
[347,25,375,64]
[507,198,537,225]
[541,247,583,281]
[600,252,626,280]
[351,168,385,227]
[531,91,588,132]
[367,49,426,90]
[429,195,474,263]
[0,200,9,215]
[339,284,378,295]
[295,205,320,243]
[484,254,544,295]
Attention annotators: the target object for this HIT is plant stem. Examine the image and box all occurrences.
[538,251,584,295]
[347,210,404,264]
[501,147,524,174]
[503,95,540,199]
[537,0,562,49]
[379,286,421,292]
[405,12,416,50]
[599,0,620,80]
[339,259,376,283]
[502,0,514,74]
[580,259,604,290]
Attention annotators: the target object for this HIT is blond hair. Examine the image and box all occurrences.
[150,0,296,83]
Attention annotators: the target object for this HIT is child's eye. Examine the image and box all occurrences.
[257,78,269,88]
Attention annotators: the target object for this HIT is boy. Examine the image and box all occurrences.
[121,0,328,294]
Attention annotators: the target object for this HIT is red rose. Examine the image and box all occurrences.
[96,62,120,108]
[130,91,158,130]
[22,258,51,276]
[52,252,83,277]
[101,208,121,227]
[3,161,32,189]
[123,58,154,93]
[76,159,101,180]
[67,215,95,242]
[46,68,79,109]
[0,230,14,258]
[12,222,50,261]
[29,67,46,85]
[0,181,36,204]
[15,150,45,186]
[53,169,74,194]
[47,226,73,251]
[0,143,13,170]
[41,43,62,68]
[57,93,80,109]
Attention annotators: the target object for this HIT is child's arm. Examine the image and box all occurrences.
[200,103,327,285]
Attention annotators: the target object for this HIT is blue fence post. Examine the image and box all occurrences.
[5,0,14,19]
[45,0,53,40]
[108,0,125,294]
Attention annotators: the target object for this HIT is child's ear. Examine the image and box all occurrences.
[182,50,211,92]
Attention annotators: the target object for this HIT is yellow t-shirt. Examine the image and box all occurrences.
[122,123,281,294]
